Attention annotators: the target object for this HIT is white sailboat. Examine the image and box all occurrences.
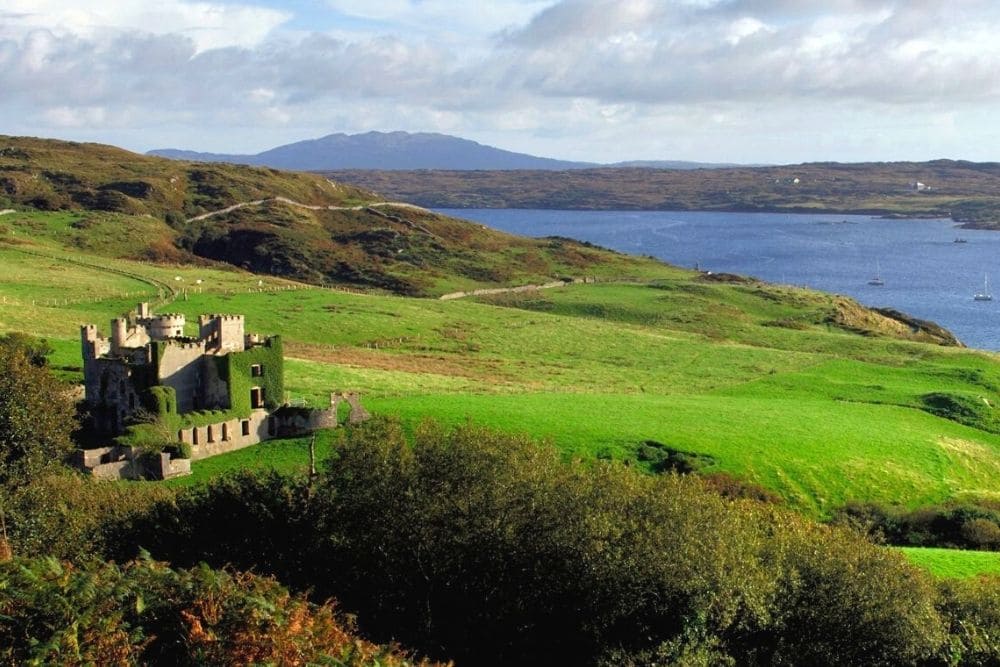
[974,274,993,301]
[868,260,884,286]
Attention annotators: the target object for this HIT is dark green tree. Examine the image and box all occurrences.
[0,332,53,368]
[0,339,75,490]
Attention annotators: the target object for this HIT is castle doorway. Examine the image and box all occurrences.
[250,386,264,409]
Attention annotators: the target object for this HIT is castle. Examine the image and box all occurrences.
[81,302,281,435]
[77,303,363,480]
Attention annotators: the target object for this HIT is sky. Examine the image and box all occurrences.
[3,0,1000,164]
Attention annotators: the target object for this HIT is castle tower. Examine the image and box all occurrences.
[199,314,246,353]
[143,314,186,340]
[110,318,128,354]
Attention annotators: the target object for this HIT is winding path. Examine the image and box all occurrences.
[186,198,429,223]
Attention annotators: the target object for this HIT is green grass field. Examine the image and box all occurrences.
[899,547,1000,578]
[5,213,1000,518]
[162,429,342,488]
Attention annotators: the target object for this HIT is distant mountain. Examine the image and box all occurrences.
[149,131,753,172]
[149,131,599,171]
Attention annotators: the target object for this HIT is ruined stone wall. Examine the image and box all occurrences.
[111,317,152,353]
[73,446,190,481]
[272,406,338,438]
[178,410,271,460]
[80,324,110,363]
[83,358,146,433]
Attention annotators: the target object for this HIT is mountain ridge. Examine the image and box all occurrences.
[148,131,738,171]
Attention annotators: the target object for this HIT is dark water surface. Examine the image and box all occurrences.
[436,208,1000,351]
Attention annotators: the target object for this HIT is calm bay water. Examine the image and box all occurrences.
[436,208,1000,351]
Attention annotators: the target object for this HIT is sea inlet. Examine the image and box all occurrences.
[438,209,1000,351]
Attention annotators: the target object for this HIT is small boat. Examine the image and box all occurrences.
[974,274,993,301]
[868,261,884,286]
[954,238,968,243]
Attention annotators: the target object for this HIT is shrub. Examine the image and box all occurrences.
[0,555,443,666]
[7,470,172,562]
[116,420,973,665]
[936,575,1000,665]
[114,470,316,589]
[176,440,193,460]
[832,501,1000,551]
[962,519,1000,549]
[761,518,946,665]
[0,339,75,492]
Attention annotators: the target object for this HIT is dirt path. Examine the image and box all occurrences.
[440,279,584,301]
[186,198,429,223]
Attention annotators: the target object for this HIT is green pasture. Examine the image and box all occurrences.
[6,221,1000,515]
[163,429,341,488]
[899,547,1000,578]
[363,392,1000,515]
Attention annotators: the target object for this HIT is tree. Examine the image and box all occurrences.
[0,339,75,490]
[0,332,53,368]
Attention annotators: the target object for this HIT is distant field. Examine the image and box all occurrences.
[899,547,1000,578]
[5,216,1000,516]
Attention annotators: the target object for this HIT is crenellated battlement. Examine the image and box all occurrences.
[78,302,359,481]
[162,340,207,352]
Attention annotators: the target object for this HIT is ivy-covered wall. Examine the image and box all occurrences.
[144,385,178,417]
[215,336,284,414]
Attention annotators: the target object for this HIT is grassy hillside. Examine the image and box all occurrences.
[4,218,1000,517]
[900,547,1000,578]
[326,161,1000,226]
[4,137,1000,520]
[0,135,372,217]
[0,136,674,295]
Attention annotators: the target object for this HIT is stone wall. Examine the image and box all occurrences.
[156,341,207,412]
[178,410,272,460]
[72,445,189,481]
[82,358,145,434]
[198,314,247,353]
[271,405,338,438]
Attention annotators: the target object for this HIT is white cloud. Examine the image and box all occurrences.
[4,0,1000,161]
[0,0,290,51]
[323,0,553,42]
[41,105,107,127]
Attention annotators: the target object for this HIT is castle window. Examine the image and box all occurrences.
[177,429,184,442]
[241,420,250,436]
[192,427,199,445]
[251,364,263,377]
[222,423,230,441]
[207,425,215,443]
[250,387,264,409]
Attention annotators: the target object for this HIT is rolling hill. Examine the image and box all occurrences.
[0,135,668,295]
[323,161,1000,226]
